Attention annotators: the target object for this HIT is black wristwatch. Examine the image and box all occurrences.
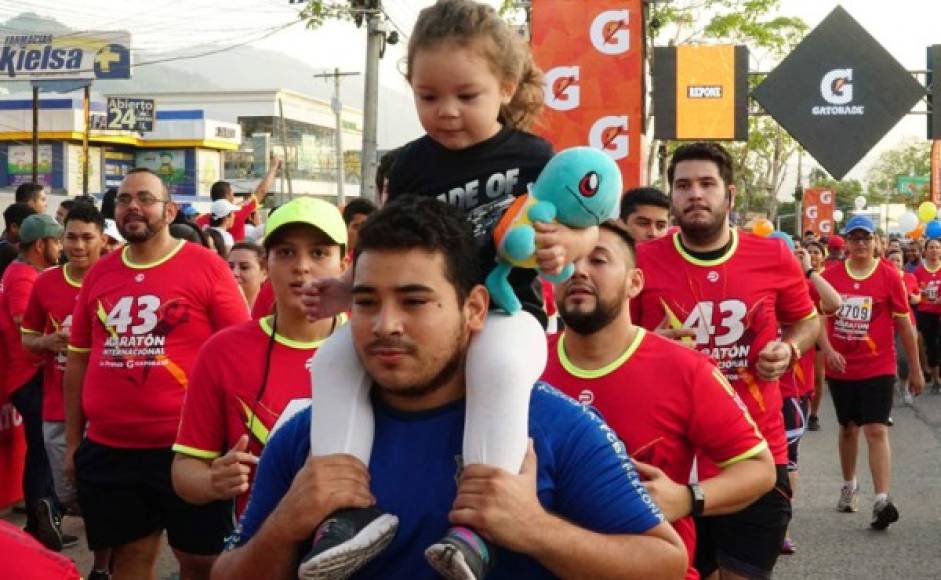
[687,483,705,517]
[805,267,815,279]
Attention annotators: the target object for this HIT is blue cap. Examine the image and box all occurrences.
[843,214,875,234]
[180,203,198,217]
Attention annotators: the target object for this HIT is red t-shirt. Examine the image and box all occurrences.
[821,260,910,381]
[173,315,338,513]
[0,261,42,394]
[68,241,249,448]
[20,265,83,421]
[251,279,276,320]
[542,329,767,580]
[634,230,815,471]
[0,520,81,580]
[902,271,919,324]
[913,263,941,314]
[195,197,257,242]
[780,281,821,399]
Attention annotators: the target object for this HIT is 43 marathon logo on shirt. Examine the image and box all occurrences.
[96,295,190,370]
[664,298,760,379]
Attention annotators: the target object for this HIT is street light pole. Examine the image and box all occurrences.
[314,68,360,206]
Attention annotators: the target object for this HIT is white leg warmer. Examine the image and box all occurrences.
[462,311,547,472]
[309,323,374,465]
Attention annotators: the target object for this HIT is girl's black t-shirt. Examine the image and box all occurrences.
[387,126,555,322]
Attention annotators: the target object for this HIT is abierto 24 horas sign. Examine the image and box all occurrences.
[0,31,131,80]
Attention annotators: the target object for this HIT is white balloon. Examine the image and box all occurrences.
[833,209,844,223]
[854,195,867,210]
[898,211,919,234]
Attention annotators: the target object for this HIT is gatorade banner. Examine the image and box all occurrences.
[0,402,25,509]
[531,0,645,188]
[653,45,748,140]
[802,187,835,237]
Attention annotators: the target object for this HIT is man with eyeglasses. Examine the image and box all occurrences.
[820,214,922,530]
[63,168,249,579]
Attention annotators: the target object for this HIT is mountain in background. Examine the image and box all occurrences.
[0,13,420,147]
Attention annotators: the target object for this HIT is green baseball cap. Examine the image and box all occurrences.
[19,214,63,244]
[263,197,347,247]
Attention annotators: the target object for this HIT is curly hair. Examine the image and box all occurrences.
[406,0,544,131]
[354,195,480,304]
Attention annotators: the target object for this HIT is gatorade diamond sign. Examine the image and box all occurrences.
[752,6,923,179]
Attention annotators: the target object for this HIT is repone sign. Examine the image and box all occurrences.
[752,6,923,180]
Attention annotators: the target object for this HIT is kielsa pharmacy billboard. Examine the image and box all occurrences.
[0,31,131,80]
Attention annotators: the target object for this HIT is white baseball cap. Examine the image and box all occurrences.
[210,199,240,219]
[103,219,124,243]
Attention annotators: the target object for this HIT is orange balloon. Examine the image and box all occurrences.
[909,223,925,239]
[752,218,774,237]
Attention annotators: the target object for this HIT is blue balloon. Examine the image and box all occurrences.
[927,220,941,240]
[769,231,795,251]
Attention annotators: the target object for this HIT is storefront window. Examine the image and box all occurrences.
[225,116,361,185]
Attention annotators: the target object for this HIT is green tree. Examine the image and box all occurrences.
[865,139,931,203]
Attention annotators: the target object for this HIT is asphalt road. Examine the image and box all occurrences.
[776,388,941,579]
[4,389,941,579]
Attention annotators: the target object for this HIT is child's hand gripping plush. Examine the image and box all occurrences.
[486,147,623,313]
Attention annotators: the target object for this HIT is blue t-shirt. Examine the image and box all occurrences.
[229,382,663,579]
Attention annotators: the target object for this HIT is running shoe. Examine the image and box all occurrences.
[780,537,796,555]
[807,415,820,431]
[903,390,915,406]
[88,570,112,580]
[31,498,64,551]
[425,526,493,580]
[837,484,859,513]
[297,507,398,580]
[870,497,899,530]
[887,417,894,427]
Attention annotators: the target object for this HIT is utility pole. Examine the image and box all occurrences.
[314,68,360,206]
[361,12,385,202]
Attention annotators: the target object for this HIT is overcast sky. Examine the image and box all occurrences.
[3,0,936,190]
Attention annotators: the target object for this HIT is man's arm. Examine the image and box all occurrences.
[22,329,68,355]
[757,315,820,381]
[450,443,687,580]
[211,454,375,580]
[172,435,258,505]
[62,350,88,480]
[252,158,282,205]
[635,449,775,521]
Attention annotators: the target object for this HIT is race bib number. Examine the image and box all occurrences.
[838,295,872,323]
[925,283,939,302]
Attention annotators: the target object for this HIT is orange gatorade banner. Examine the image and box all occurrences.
[654,44,748,140]
[531,0,645,188]
[802,187,836,237]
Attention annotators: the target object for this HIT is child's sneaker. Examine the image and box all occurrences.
[298,507,398,580]
[425,526,494,580]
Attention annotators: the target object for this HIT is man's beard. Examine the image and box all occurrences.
[673,201,728,245]
[559,289,624,336]
[119,214,165,243]
[372,325,467,399]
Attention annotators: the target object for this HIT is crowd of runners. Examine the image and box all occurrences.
[0,1,935,579]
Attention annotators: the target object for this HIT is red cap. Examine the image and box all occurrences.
[828,235,845,249]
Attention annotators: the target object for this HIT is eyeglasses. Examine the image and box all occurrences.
[846,235,873,244]
[116,192,168,207]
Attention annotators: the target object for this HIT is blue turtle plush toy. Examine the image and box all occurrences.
[486,146,623,313]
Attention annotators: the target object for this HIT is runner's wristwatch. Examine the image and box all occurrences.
[687,483,705,516]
